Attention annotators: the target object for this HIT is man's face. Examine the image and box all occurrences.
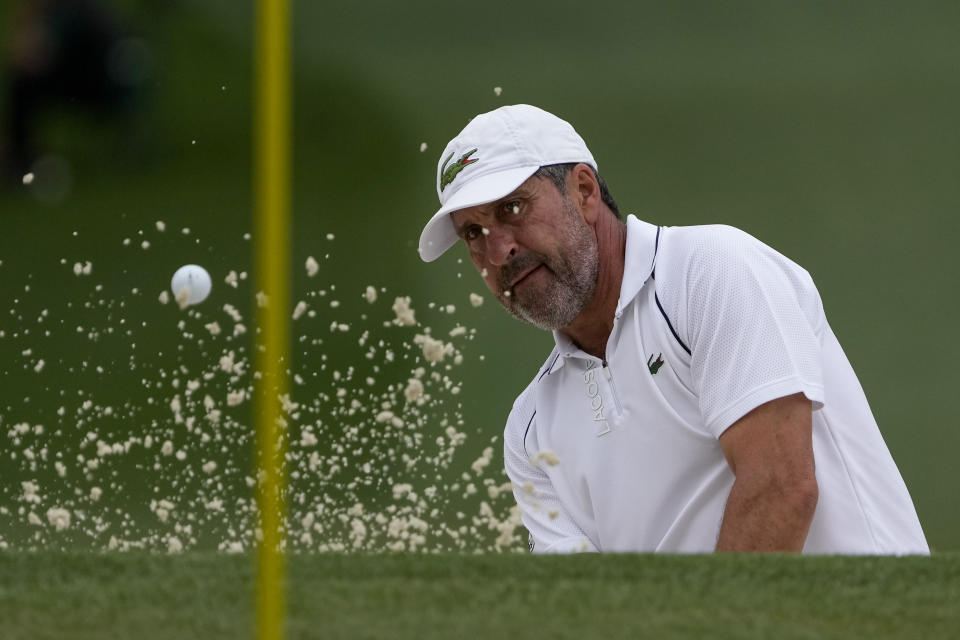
[450,175,599,330]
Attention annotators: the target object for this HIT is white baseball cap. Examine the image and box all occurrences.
[418,104,597,262]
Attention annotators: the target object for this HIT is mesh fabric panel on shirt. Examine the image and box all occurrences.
[656,225,824,436]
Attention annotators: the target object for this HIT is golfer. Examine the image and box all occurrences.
[419,104,928,554]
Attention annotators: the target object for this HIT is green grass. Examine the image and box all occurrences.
[2,552,959,639]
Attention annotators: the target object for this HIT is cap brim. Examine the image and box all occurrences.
[418,165,540,262]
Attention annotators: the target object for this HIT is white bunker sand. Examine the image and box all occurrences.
[0,226,523,553]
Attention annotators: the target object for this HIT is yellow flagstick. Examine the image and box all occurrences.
[253,0,291,639]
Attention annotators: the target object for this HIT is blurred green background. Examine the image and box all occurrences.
[0,1,957,550]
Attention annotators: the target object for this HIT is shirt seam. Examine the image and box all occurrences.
[523,352,560,456]
[817,409,882,552]
[706,375,825,437]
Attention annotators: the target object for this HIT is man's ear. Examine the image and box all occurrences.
[570,163,601,223]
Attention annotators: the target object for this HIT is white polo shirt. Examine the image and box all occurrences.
[504,215,928,554]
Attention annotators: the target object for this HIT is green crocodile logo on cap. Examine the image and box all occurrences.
[440,148,479,192]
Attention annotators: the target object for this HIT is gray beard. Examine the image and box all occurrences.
[496,205,599,331]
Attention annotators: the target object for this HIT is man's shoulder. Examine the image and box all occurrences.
[657,222,806,283]
[501,347,559,459]
[660,223,762,259]
[505,348,560,429]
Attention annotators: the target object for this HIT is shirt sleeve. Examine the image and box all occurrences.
[665,225,826,438]
[503,389,598,554]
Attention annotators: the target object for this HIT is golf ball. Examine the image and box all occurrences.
[171,264,212,306]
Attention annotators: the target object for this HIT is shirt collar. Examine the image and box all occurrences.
[548,215,660,373]
[617,214,660,315]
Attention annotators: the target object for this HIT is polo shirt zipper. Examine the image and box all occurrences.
[601,360,624,416]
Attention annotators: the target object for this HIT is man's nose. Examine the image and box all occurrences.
[485,226,518,266]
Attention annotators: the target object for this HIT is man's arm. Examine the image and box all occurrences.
[716,392,818,552]
[504,432,599,553]
[503,388,598,554]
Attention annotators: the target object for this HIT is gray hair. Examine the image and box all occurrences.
[533,163,621,219]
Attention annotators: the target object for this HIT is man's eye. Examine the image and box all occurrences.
[464,226,481,241]
[503,201,521,215]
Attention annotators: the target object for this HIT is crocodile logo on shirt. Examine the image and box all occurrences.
[440,148,479,192]
[647,353,664,375]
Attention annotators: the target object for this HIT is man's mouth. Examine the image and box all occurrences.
[510,264,543,290]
